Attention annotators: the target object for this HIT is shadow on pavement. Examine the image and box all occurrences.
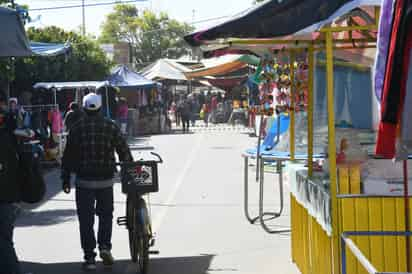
[15,209,77,227]
[22,255,214,274]
[161,129,195,136]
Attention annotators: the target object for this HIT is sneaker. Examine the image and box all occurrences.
[82,258,97,271]
[100,249,114,267]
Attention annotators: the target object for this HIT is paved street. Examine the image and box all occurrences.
[16,124,299,274]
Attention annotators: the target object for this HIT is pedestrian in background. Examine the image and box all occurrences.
[7,97,22,132]
[180,98,191,133]
[202,102,210,127]
[61,93,133,271]
[116,97,128,136]
[209,95,218,124]
[64,102,85,132]
[189,95,198,127]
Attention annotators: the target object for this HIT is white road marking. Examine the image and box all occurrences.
[152,133,205,232]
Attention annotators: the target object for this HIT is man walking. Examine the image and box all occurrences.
[61,93,132,271]
[180,98,191,133]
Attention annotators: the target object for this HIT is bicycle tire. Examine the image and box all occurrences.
[137,199,150,274]
[137,234,149,274]
[126,197,138,263]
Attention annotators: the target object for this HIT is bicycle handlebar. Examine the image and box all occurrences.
[116,152,163,166]
[149,152,163,163]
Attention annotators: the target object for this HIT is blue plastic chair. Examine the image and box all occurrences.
[246,113,290,156]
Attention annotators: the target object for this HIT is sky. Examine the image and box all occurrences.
[20,0,255,37]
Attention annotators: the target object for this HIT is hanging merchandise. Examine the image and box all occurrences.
[248,52,308,117]
[49,108,63,143]
[374,0,396,101]
[376,0,412,159]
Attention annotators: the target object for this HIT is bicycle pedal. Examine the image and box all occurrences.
[117,217,128,227]
[149,250,160,255]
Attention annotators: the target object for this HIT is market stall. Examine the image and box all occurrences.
[31,81,112,161]
[185,1,412,273]
[0,6,72,164]
[107,65,167,135]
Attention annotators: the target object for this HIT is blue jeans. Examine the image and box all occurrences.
[75,187,114,260]
[0,203,20,274]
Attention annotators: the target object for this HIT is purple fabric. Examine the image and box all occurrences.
[374,0,395,101]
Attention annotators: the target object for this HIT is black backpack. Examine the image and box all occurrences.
[17,142,46,204]
[0,130,20,202]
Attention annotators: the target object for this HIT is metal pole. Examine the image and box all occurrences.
[326,30,340,274]
[106,85,110,118]
[258,158,289,234]
[54,88,57,106]
[244,156,255,223]
[290,51,296,161]
[404,160,411,272]
[256,114,264,182]
[82,0,86,36]
[308,46,315,177]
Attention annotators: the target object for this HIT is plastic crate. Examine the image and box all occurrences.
[120,161,159,194]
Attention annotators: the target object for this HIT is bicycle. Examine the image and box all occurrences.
[116,152,163,274]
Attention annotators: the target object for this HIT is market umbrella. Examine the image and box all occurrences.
[141,59,191,81]
[185,54,259,79]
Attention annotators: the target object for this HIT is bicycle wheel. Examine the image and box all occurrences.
[126,197,138,263]
[136,198,150,274]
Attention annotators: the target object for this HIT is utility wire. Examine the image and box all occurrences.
[192,15,230,25]
[28,0,147,11]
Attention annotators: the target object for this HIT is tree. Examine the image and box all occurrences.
[8,26,112,93]
[100,5,194,68]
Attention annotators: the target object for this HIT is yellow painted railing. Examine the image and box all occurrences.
[291,165,412,274]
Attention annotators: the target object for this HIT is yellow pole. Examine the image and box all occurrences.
[290,51,296,161]
[375,7,381,28]
[326,30,340,274]
[308,46,314,178]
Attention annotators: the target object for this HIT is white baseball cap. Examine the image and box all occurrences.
[82,93,102,111]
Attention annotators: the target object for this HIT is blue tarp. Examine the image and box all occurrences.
[315,64,373,129]
[30,42,71,57]
[107,65,157,89]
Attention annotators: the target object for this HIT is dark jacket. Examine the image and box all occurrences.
[61,112,132,181]
[64,109,85,131]
[0,128,20,202]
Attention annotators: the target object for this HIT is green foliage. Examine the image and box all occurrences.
[100,5,194,68]
[0,0,12,6]
[3,26,112,93]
